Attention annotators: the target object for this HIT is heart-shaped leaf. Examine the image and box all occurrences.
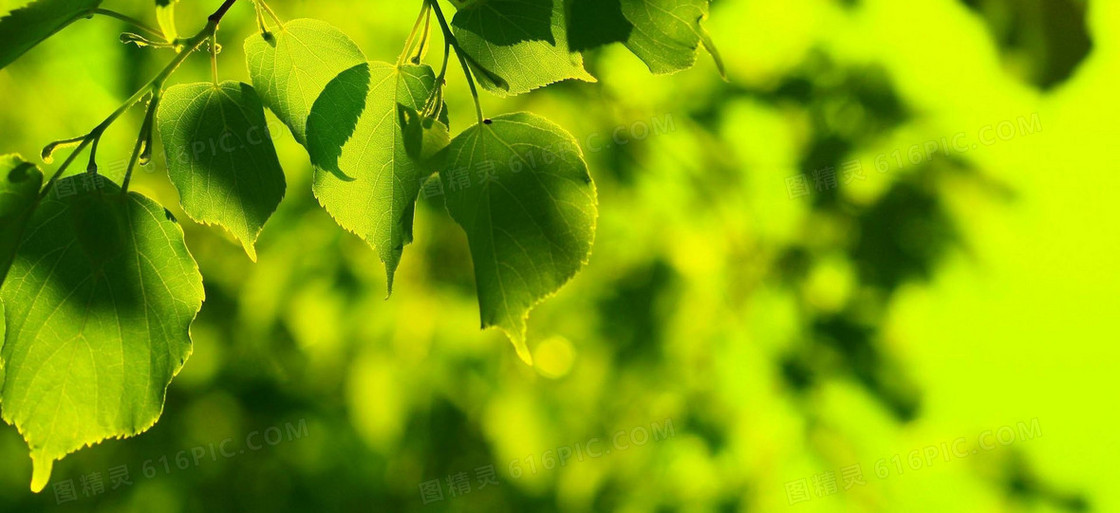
[452,0,594,96]
[245,18,367,146]
[0,174,204,492]
[157,81,287,261]
[437,113,597,363]
[307,62,448,294]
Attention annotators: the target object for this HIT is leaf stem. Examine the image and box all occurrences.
[210,34,220,87]
[253,2,271,36]
[39,0,241,200]
[253,0,283,27]
[428,0,485,125]
[91,8,165,41]
[413,11,432,64]
[122,90,160,193]
[399,2,431,67]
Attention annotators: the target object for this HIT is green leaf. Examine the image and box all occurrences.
[0,300,6,387]
[565,0,632,51]
[0,155,43,284]
[306,62,448,294]
[156,81,287,261]
[452,0,595,96]
[620,0,717,75]
[436,113,597,363]
[244,18,367,146]
[155,0,177,43]
[0,0,102,70]
[565,0,723,76]
[0,174,204,493]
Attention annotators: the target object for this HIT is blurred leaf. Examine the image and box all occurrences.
[0,175,203,493]
[306,62,446,294]
[155,0,176,42]
[0,155,42,283]
[0,0,101,70]
[245,18,366,146]
[156,82,287,261]
[437,113,597,363]
[452,0,595,95]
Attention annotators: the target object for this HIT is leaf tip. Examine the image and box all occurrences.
[513,340,534,366]
[241,240,259,263]
[30,456,52,493]
[497,322,533,366]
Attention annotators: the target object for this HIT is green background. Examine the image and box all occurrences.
[1,0,1118,511]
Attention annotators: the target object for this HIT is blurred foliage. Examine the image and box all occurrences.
[1,0,1119,512]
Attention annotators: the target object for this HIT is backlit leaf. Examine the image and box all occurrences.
[0,154,42,284]
[0,0,102,70]
[244,18,366,146]
[620,0,721,75]
[452,0,595,96]
[0,174,204,492]
[437,113,597,363]
[306,62,448,294]
[157,81,287,261]
[565,0,723,76]
[155,0,177,42]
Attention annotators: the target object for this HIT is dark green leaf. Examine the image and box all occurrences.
[0,0,102,70]
[437,113,597,363]
[0,155,42,284]
[157,82,286,261]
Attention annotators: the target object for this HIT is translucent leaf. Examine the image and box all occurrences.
[566,0,723,76]
[244,18,366,146]
[436,113,597,363]
[0,154,42,283]
[306,62,448,294]
[452,0,594,96]
[155,0,177,43]
[0,155,39,399]
[620,0,719,74]
[0,174,204,492]
[156,82,287,261]
[0,300,5,387]
[0,0,102,70]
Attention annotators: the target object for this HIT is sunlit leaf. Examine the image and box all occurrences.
[620,0,722,75]
[0,174,204,492]
[437,113,597,363]
[306,62,448,294]
[566,0,723,76]
[452,0,594,96]
[244,18,366,146]
[0,0,102,70]
[155,0,177,42]
[157,81,287,261]
[0,155,42,284]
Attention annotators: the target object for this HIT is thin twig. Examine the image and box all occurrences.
[91,8,165,41]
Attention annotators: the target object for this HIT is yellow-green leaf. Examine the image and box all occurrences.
[157,82,287,261]
[0,175,203,492]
